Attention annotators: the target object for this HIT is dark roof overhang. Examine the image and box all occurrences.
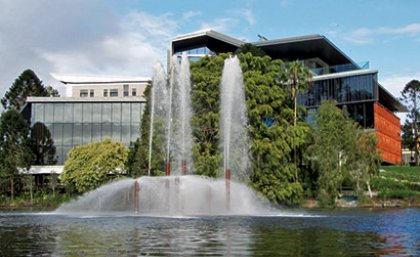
[172,29,243,54]
[254,35,356,66]
[378,85,407,112]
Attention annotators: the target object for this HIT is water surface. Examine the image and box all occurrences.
[0,208,418,256]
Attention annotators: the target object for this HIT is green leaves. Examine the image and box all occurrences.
[61,138,128,193]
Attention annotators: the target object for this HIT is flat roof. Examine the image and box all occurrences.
[51,74,150,85]
[26,96,146,103]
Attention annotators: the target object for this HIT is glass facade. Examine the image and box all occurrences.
[298,73,378,107]
[306,102,374,129]
[30,101,145,164]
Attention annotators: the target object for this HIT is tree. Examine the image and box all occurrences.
[30,122,57,165]
[0,110,32,200]
[1,69,58,111]
[60,138,128,193]
[190,54,226,177]
[127,82,166,177]
[400,79,419,166]
[307,101,359,207]
[235,43,266,57]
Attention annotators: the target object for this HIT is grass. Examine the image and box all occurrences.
[0,192,75,210]
[371,165,420,201]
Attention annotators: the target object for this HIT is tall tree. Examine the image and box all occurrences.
[0,110,32,200]
[127,82,166,177]
[400,79,419,166]
[190,54,226,177]
[61,138,128,193]
[1,69,58,111]
[307,100,359,207]
[30,122,57,165]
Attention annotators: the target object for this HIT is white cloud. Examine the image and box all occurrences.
[237,9,256,26]
[182,11,201,20]
[0,2,178,97]
[339,23,420,45]
[199,18,237,32]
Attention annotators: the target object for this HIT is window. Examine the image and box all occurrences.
[132,88,137,96]
[80,89,88,97]
[123,84,129,97]
[110,89,118,97]
[90,89,94,97]
[103,89,108,97]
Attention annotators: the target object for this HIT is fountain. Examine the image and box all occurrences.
[56,54,272,216]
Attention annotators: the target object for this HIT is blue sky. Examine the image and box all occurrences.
[1,0,419,118]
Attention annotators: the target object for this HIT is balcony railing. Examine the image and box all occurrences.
[311,61,369,76]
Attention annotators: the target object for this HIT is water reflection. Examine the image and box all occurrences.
[0,209,418,256]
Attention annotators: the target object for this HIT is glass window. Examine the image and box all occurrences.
[63,103,73,123]
[82,103,92,123]
[110,89,118,97]
[73,104,83,122]
[131,103,141,123]
[53,124,63,145]
[82,124,92,144]
[112,123,121,142]
[103,89,108,97]
[121,103,131,123]
[112,103,121,122]
[92,123,101,142]
[121,124,131,143]
[92,104,102,122]
[132,88,137,96]
[73,123,82,145]
[44,103,54,122]
[102,103,111,122]
[131,125,139,142]
[56,146,64,165]
[123,84,129,97]
[102,123,112,140]
[34,103,44,123]
[63,123,73,146]
[53,103,64,123]
[80,89,88,97]
[90,89,94,97]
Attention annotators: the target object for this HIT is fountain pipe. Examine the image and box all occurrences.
[134,180,140,214]
[225,168,231,211]
[165,161,171,176]
[181,160,187,175]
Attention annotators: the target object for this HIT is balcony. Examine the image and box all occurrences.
[311,61,369,76]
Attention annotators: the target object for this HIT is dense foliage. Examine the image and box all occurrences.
[400,79,419,166]
[61,138,128,193]
[307,101,381,206]
[0,110,32,200]
[1,69,58,111]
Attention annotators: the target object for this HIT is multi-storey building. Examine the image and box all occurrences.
[21,75,148,179]
[171,29,405,164]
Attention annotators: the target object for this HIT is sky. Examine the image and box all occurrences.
[1,0,419,121]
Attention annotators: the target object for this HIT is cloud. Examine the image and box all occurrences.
[182,11,201,20]
[199,18,238,32]
[0,2,178,97]
[237,9,256,26]
[337,23,420,45]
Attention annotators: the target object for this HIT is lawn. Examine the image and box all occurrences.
[371,166,420,200]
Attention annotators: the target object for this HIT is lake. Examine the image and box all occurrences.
[0,208,418,256]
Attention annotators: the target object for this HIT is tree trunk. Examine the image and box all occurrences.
[367,181,373,198]
[10,176,14,201]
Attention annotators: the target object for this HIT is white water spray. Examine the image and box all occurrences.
[220,56,249,181]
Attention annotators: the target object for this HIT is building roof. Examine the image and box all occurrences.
[26,96,146,103]
[172,29,244,54]
[51,74,150,85]
[172,29,357,66]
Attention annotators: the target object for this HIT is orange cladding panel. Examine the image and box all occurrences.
[374,103,402,164]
